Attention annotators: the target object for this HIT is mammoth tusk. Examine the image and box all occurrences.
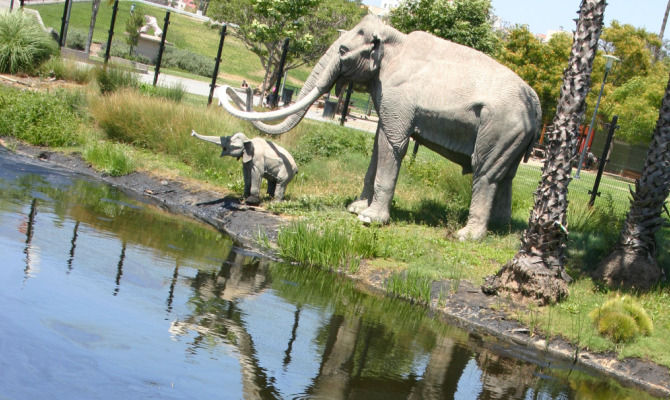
[191,130,222,145]
[220,85,322,122]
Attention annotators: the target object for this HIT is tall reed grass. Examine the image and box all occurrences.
[0,10,57,74]
[277,218,378,272]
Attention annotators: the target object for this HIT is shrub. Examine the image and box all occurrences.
[162,45,214,77]
[0,85,84,146]
[292,127,370,164]
[83,141,136,176]
[65,28,86,51]
[39,57,94,83]
[589,295,653,342]
[0,10,58,74]
[95,65,140,94]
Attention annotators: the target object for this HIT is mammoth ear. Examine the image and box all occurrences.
[242,140,254,163]
[370,33,383,71]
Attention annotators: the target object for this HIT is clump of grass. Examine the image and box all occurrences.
[277,218,378,272]
[0,10,58,74]
[589,295,653,343]
[387,269,433,304]
[138,82,185,103]
[65,28,86,51]
[88,89,246,185]
[568,194,621,236]
[39,56,94,83]
[83,141,136,176]
[94,65,139,94]
[0,85,84,146]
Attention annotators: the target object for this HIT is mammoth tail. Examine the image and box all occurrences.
[523,87,543,163]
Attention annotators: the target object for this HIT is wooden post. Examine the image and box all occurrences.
[59,0,72,47]
[339,82,354,126]
[104,0,119,64]
[153,11,171,86]
[589,115,618,207]
[271,38,289,108]
[208,24,227,106]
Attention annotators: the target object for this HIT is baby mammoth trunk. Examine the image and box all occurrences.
[191,130,222,146]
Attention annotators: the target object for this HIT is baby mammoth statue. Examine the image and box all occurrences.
[191,130,298,205]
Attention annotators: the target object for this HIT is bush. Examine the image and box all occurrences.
[0,85,84,146]
[162,45,214,77]
[0,10,58,74]
[98,39,150,64]
[95,65,140,94]
[65,28,86,50]
[292,127,370,164]
[589,295,653,342]
[39,57,94,83]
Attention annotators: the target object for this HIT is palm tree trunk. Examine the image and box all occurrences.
[656,0,670,61]
[483,0,607,305]
[593,72,670,289]
[85,0,101,55]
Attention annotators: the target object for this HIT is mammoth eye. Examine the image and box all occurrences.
[339,45,349,56]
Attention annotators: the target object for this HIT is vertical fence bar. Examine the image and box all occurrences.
[19,0,24,8]
[271,38,289,108]
[58,0,71,47]
[589,115,619,207]
[339,82,354,126]
[153,11,171,86]
[104,0,119,64]
[208,24,227,106]
[9,0,14,11]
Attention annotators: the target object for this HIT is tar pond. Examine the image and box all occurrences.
[0,148,658,399]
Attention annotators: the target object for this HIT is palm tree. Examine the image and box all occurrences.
[593,73,670,289]
[483,0,607,305]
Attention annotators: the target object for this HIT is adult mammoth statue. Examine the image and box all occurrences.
[220,15,541,240]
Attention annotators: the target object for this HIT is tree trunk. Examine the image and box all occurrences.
[85,0,101,55]
[483,0,607,305]
[593,72,670,289]
[656,0,670,61]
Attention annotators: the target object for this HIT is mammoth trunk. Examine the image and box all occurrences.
[250,42,342,135]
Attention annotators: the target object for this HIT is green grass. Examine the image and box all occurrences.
[83,140,136,176]
[0,10,58,74]
[0,85,85,146]
[27,1,312,88]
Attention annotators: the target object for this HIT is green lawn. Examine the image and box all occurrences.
[28,1,312,87]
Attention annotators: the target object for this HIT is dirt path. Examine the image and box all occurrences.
[3,139,669,398]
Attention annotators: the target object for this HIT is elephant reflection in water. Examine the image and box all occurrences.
[169,249,280,399]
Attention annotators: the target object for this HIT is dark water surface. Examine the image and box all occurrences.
[0,149,655,399]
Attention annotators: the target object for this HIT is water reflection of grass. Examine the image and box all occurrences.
[0,173,232,265]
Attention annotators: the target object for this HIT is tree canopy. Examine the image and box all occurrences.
[495,26,571,124]
[389,0,498,54]
[207,0,366,91]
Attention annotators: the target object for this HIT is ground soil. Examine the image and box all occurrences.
[3,139,668,398]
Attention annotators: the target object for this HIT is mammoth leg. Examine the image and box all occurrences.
[348,124,380,214]
[358,125,409,224]
[458,175,497,241]
[245,164,262,205]
[242,163,252,198]
[267,178,277,198]
[274,181,288,201]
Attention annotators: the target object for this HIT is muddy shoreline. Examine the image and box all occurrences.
[4,140,669,398]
